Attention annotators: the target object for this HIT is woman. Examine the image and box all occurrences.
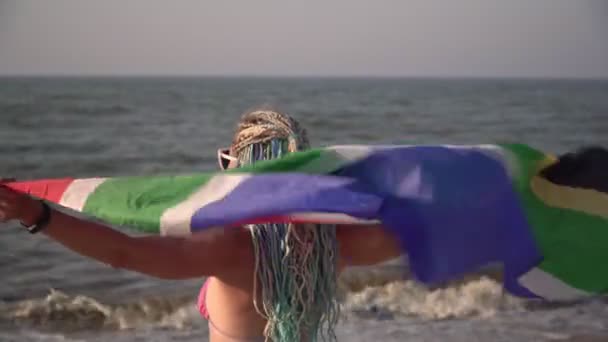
[0,109,402,341]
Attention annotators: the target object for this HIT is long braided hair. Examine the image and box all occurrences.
[231,109,340,342]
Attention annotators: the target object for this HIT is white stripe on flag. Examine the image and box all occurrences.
[287,147,373,174]
[160,174,251,236]
[59,178,107,211]
[434,144,514,179]
[328,144,515,183]
[518,268,589,301]
[328,145,377,162]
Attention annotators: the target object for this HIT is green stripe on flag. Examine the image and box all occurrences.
[225,148,346,175]
[83,174,213,233]
[80,148,346,233]
[504,143,608,295]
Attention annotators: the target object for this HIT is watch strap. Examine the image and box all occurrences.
[21,200,52,234]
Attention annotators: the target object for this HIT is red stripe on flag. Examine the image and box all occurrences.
[6,178,75,203]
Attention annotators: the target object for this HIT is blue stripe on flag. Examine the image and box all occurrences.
[333,146,542,296]
[190,146,542,297]
[190,174,383,229]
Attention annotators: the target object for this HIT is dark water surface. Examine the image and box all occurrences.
[1,77,607,341]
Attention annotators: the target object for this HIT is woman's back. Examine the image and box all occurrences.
[206,268,268,340]
[201,225,335,341]
[201,227,372,341]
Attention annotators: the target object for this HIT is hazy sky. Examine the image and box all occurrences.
[1,0,607,78]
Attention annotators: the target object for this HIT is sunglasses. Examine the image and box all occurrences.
[217,148,239,170]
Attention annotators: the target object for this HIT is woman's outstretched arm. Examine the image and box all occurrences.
[0,185,251,279]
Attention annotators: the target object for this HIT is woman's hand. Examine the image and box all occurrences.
[0,182,43,225]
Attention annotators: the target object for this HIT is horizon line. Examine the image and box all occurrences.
[0,73,607,81]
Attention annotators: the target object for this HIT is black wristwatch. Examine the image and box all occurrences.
[21,200,52,234]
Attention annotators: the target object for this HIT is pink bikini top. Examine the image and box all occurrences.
[198,279,210,320]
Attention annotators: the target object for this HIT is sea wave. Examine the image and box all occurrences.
[0,264,533,332]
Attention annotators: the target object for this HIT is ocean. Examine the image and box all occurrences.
[0,77,607,342]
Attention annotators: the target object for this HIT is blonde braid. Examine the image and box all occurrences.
[232,109,310,156]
